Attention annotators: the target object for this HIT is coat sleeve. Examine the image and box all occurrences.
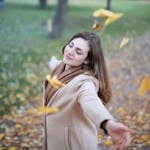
[47,56,62,72]
[77,80,114,129]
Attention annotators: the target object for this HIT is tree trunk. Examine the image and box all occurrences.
[0,0,5,9]
[39,0,47,9]
[106,0,112,10]
[49,0,68,39]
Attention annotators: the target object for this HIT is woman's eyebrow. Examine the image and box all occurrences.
[70,41,74,45]
[71,41,83,51]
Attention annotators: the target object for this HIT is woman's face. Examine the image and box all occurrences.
[63,37,89,68]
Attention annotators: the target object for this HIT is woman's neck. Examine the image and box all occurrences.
[64,64,81,71]
[64,64,71,70]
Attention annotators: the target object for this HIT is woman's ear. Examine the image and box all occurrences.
[83,58,89,65]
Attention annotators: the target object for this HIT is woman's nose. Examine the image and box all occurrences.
[68,47,74,55]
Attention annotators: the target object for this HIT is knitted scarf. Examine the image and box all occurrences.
[44,62,84,105]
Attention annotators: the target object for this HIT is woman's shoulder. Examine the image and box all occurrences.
[47,56,62,72]
[74,73,99,90]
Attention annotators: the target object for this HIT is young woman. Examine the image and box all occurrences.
[43,32,131,150]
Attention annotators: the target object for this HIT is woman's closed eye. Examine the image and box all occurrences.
[76,49,83,55]
[68,41,84,55]
[68,42,73,48]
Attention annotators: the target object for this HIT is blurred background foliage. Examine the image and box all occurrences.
[0,0,150,116]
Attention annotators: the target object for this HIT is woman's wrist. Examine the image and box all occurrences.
[100,119,109,135]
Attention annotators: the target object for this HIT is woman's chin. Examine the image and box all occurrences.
[63,58,70,64]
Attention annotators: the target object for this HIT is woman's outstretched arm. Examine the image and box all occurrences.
[104,120,132,150]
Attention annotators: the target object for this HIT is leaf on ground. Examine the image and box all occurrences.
[0,133,4,139]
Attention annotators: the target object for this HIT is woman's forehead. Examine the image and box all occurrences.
[71,38,89,50]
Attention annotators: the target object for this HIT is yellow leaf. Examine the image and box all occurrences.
[52,75,66,87]
[15,124,22,128]
[141,134,150,142]
[117,107,127,116]
[46,74,52,83]
[119,37,129,48]
[104,138,113,146]
[3,114,9,119]
[104,13,123,26]
[37,106,59,114]
[16,93,26,101]
[138,75,150,96]
[92,20,103,31]
[27,106,59,115]
[8,147,17,150]
[93,9,114,18]
[0,133,4,139]
[46,75,65,89]
[146,138,150,145]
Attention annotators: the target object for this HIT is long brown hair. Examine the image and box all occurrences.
[62,32,112,104]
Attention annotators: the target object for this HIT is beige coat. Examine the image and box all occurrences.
[43,57,114,150]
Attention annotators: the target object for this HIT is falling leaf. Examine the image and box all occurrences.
[104,13,123,26]
[138,75,150,96]
[46,75,65,89]
[27,106,59,115]
[37,106,59,114]
[93,9,114,18]
[119,37,129,48]
[47,18,52,32]
[92,20,103,31]
[93,8,123,26]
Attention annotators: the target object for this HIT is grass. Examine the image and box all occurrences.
[0,0,150,115]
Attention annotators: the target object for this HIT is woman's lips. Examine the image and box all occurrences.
[65,55,72,60]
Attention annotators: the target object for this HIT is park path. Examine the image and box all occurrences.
[0,32,149,149]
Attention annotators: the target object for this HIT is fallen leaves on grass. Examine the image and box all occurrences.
[1,34,150,149]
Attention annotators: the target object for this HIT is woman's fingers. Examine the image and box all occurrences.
[114,131,131,150]
[106,120,132,150]
[123,132,131,147]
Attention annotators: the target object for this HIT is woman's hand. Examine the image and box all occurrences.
[105,120,132,150]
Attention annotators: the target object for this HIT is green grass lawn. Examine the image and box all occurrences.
[0,0,150,115]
